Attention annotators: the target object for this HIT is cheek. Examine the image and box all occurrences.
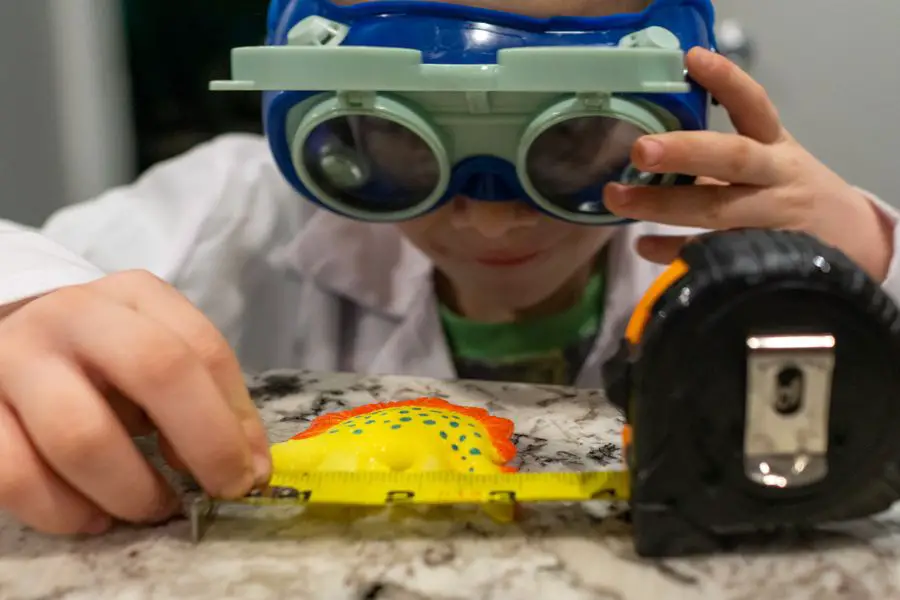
[530,227,617,278]
[393,211,453,253]
[557,226,617,257]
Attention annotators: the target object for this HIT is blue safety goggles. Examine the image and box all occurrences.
[211,0,717,225]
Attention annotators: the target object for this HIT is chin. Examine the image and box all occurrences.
[475,269,576,305]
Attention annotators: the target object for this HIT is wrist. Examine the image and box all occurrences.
[823,190,895,283]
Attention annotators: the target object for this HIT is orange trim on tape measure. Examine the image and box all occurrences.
[622,424,632,450]
[624,258,690,346]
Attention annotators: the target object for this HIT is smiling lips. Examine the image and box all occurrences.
[474,251,542,267]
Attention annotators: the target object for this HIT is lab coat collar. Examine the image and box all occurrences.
[284,208,434,319]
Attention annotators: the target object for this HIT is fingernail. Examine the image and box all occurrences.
[637,139,664,167]
[81,514,112,535]
[240,417,272,485]
[253,451,273,486]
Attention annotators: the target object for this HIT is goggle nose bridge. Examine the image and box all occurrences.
[451,156,523,202]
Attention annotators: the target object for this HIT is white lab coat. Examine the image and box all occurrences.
[2,133,900,387]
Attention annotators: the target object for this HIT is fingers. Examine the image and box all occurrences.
[0,356,180,525]
[0,273,269,537]
[605,182,803,230]
[0,399,110,535]
[89,378,155,437]
[92,271,271,482]
[685,47,784,144]
[73,302,257,499]
[635,235,691,265]
[632,131,783,187]
[158,434,189,473]
[19,287,259,499]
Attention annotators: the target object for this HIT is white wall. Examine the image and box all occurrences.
[48,0,136,209]
[0,0,134,227]
[711,0,900,205]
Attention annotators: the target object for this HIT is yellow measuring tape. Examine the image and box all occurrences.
[192,420,635,540]
[226,424,635,506]
[191,471,631,541]
[244,469,632,505]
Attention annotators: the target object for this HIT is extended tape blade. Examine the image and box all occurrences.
[189,470,631,542]
[230,470,631,506]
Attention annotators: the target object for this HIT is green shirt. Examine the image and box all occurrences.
[439,273,605,386]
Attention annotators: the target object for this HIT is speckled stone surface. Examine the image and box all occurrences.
[1,370,899,600]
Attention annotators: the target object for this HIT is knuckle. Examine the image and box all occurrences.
[97,269,170,303]
[781,185,815,223]
[43,418,116,468]
[107,268,165,289]
[29,286,96,325]
[704,186,730,224]
[726,138,755,179]
[191,329,235,378]
[0,287,96,349]
[131,341,197,392]
[779,150,804,175]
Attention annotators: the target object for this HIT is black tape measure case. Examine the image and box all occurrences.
[604,228,900,558]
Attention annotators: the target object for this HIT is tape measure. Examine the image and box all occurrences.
[189,469,631,542]
[604,228,900,558]
[248,469,630,505]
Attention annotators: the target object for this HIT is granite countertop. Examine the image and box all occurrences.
[2,370,899,600]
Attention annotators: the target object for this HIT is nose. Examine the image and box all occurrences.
[451,196,540,238]
[458,172,519,202]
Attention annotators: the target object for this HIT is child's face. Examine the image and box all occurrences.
[381,0,652,312]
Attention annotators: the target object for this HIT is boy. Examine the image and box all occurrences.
[0,0,896,538]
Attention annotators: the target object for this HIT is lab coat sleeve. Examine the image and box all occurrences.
[41,133,281,282]
[863,189,900,306]
[0,134,300,337]
[0,219,107,307]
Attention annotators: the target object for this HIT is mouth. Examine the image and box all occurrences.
[474,251,542,267]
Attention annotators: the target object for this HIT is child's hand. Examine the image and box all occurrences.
[605,47,894,282]
[0,271,271,535]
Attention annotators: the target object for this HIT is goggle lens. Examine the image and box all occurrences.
[297,107,668,223]
[524,115,656,218]
[301,115,441,214]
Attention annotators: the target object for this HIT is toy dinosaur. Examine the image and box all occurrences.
[268,397,518,481]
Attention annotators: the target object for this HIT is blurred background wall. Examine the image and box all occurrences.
[0,0,265,227]
[0,0,898,227]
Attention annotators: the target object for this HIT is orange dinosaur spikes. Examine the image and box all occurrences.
[275,397,518,474]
